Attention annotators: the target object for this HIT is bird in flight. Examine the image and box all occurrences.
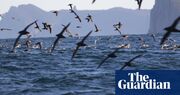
[68,4,73,10]
[113,22,122,35]
[42,22,48,30]
[70,10,82,23]
[52,11,58,16]
[62,24,73,37]
[120,54,143,70]
[94,24,100,32]
[92,0,96,4]
[12,20,37,52]
[46,24,52,34]
[34,20,41,32]
[160,16,180,45]
[85,14,93,22]
[135,0,143,10]
[97,48,120,69]
[72,31,93,60]
[0,28,12,31]
[50,23,71,53]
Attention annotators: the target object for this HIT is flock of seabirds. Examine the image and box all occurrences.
[0,0,180,70]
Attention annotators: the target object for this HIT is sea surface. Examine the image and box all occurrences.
[0,34,180,95]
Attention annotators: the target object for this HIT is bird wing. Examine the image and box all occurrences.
[71,45,80,60]
[127,54,143,63]
[24,20,37,31]
[48,26,52,33]
[51,37,60,53]
[35,21,41,32]
[97,56,109,69]
[94,24,98,30]
[92,0,96,4]
[81,31,93,43]
[120,54,143,70]
[12,34,22,52]
[77,16,82,22]
[172,16,180,28]
[59,23,71,36]
[120,64,128,70]
[160,31,171,45]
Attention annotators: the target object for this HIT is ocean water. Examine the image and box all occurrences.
[0,34,180,95]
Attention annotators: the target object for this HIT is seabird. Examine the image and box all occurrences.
[114,27,121,35]
[113,22,122,34]
[85,14,93,22]
[92,0,96,4]
[0,28,12,31]
[71,10,82,22]
[135,0,143,10]
[12,20,36,52]
[46,24,52,34]
[71,31,93,60]
[62,24,73,37]
[34,21,41,32]
[42,22,48,30]
[139,37,149,48]
[97,48,120,69]
[120,54,143,70]
[52,11,58,16]
[34,42,42,50]
[68,4,73,10]
[113,22,122,29]
[160,16,180,45]
[50,23,71,53]
[94,24,100,32]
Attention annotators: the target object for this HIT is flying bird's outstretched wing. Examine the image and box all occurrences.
[120,54,143,70]
[160,31,171,45]
[171,16,180,28]
[23,20,37,31]
[71,31,92,60]
[97,57,109,69]
[12,34,22,52]
[92,0,96,4]
[71,45,80,60]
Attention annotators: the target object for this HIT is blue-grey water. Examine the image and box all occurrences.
[0,34,180,95]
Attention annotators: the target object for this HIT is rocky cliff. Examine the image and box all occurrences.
[148,0,180,34]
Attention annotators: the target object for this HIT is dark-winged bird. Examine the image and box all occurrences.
[72,31,93,60]
[97,48,120,69]
[34,21,41,32]
[0,28,12,31]
[92,0,96,4]
[47,24,52,34]
[62,24,73,37]
[52,11,58,16]
[113,22,122,29]
[71,10,82,23]
[42,22,48,30]
[160,16,180,45]
[135,0,143,10]
[94,24,100,32]
[50,23,71,53]
[68,4,73,10]
[12,20,36,52]
[85,14,93,22]
[113,22,122,34]
[120,54,143,70]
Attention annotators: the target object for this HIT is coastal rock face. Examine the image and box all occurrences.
[148,0,180,34]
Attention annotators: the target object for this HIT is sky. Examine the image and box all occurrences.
[0,0,155,14]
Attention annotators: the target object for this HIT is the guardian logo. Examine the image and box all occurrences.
[118,72,171,90]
